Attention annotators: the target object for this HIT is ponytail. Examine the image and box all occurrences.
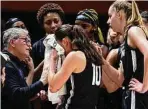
[126,1,148,37]
[126,1,141,26]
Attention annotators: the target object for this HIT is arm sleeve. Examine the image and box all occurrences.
[5,64,44,102]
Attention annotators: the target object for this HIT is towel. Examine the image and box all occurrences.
[0,51,10,61]
[43,34,66,104]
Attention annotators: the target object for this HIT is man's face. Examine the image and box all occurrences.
[43,12,62,34]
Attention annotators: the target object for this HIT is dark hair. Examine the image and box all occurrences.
[5,18,21,30]
[55,24,103,65]
[76,9,99,28]
[37,3,65,25]
[141,11,148,21]
[76,9,104,44]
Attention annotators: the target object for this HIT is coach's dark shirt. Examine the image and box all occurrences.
[31,37,45,82]
[1,51,44,109]
[32,37,45,68]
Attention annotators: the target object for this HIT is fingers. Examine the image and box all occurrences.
[129,80,136,85]
[91,42,102,54]
[1,67,6,84]
[38,90,47,100]
[27,56,31,61]
[129,78,137,87]
[129,82,136,88]
[131,78,139,83]
[40,90,46,95]
[50,49,58,61]
[52,49,58,56]
[129,78,140,86]
[23,56,31,64]
[129,82,137,91]
[129,78,140,87]
[128,78,143,93]
[129,87,136,91]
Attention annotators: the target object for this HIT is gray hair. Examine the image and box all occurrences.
[3,28,29,50]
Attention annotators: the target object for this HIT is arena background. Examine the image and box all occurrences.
[1,1,148,44]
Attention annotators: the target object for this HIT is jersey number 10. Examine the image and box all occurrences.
[92,64,101,86]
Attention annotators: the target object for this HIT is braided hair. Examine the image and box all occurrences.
[76,9,104,44]
[76,9,99,29]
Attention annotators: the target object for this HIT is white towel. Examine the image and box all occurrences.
[0,51,10,61]
[43,34,66,104]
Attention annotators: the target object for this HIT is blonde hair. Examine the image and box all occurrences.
[111,0,148,37]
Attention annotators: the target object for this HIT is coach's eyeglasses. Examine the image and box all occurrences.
[17,37,31,44]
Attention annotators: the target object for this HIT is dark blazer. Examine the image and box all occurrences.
[1,51,44,109]
[31,37,45,82]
